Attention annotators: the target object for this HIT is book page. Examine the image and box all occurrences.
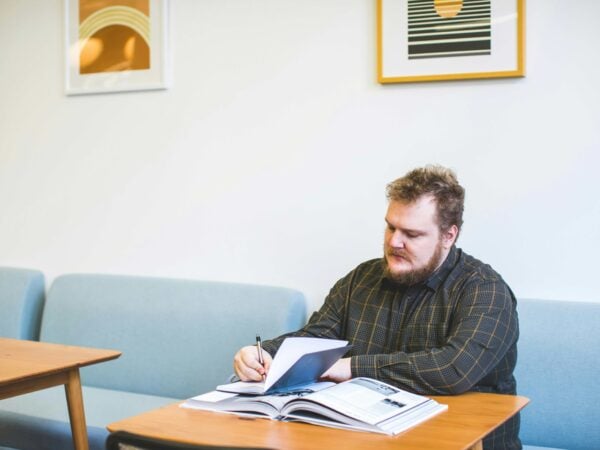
[188,390,237,403]
[216,337,348,395]
[180,390,239,412]
[216,380,266,395]
[217,379,335,396]
[181,383,335,418]
[287,377,429,426]
[265,337,348,391]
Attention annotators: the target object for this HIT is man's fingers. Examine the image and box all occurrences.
[234,359,262,381]
[234,346,267,381]
[262,352,273,372]
[238,365,263,381]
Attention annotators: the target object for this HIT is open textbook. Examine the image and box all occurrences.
[218,337,352,395]
[181,377,447,436]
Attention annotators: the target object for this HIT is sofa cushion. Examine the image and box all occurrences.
[39,274,307,399]
[0,386,177,450]
[515,299,600,450]
[0,267,45,340]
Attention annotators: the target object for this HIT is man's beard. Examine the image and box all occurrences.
[383,241,444,286]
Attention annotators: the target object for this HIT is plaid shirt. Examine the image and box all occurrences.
[263,246,521,449]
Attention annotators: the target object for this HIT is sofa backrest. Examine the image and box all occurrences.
[0,267,45,340]
[515,298,600,450]
[40,274,307,399]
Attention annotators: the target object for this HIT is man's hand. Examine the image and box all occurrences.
[233,345,273,381]
[320,357,352,383]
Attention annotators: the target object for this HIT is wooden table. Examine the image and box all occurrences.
[107,392,529,450]
[0,337,121,450]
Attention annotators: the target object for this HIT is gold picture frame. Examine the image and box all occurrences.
[65,0,169,95]
[377,0,525,83]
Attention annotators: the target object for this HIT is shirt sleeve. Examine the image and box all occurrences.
[351,280,519,395]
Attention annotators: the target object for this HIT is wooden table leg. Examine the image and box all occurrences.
[64,369,89,450]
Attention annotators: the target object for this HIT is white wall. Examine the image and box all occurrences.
[1,0,599,311]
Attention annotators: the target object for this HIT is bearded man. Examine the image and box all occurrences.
[234,165,521,449]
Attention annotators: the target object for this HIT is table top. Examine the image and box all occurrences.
[0,337,121,385]
[108,392,529,450]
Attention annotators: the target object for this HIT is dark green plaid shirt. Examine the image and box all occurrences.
[263,246,520,449]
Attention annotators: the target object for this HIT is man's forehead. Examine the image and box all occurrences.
[386,196,438,225]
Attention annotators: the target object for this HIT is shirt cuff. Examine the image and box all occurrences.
[350,354,380,379]
[260,340,279,358]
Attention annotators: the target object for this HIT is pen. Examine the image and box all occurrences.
[256,334,265,379]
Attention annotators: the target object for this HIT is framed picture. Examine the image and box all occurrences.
[65,0,169,95]
[377,0,525,83]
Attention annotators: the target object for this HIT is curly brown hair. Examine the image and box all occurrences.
[386,165,465,236]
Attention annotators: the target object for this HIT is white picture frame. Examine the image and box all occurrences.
[65,0,169,95]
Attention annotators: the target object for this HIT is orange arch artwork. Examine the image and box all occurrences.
[79,0,150,74]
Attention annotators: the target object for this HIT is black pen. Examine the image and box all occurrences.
[256,334,265,379]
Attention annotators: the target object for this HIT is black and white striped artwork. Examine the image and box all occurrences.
[407,0,491,60]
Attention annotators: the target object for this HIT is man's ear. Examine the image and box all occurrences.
[442,225,459,249]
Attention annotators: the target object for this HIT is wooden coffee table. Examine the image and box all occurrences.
[0,337,121,450]
[107,392,529,450]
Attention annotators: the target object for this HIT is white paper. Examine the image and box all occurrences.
[190,390,237,403]
[264,337,348,391]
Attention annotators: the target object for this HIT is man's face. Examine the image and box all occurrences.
[383,196,456,285]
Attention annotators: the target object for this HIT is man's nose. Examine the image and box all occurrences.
[389,231,405,248]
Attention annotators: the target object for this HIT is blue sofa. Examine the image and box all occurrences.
[516,298,600,450]
[2,271,598,450]
[0,267,45,340]
[0,273,307,450]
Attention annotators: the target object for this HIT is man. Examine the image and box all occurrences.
[234,165,520,449]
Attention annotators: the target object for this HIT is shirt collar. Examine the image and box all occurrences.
[380,245,459,292]
[424,245,458,291]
